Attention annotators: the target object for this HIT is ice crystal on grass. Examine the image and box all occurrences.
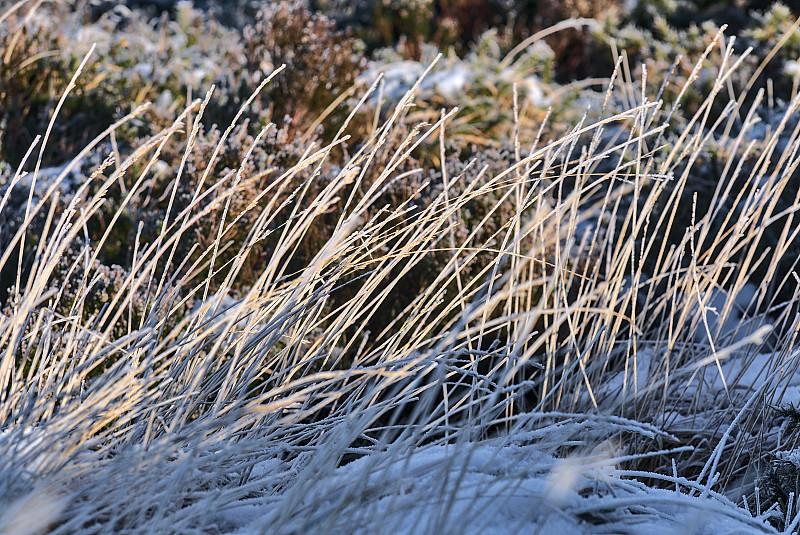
[4,1,800,534]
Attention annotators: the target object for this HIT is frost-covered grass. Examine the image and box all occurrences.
[4,2,800,534]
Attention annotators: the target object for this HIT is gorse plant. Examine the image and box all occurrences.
[4,1,800,533]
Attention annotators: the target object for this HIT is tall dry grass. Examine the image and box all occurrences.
[0,12,799,533]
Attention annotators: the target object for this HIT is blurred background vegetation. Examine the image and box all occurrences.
[3,0,800,349]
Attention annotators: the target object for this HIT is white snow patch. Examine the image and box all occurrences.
[596,347,654,406]
[693,283,760,346]
[362,61,426,102]
[11,163,82,199]
[423,67,474,101]
[221,438,776,534]
[359,58,549,107]
[522,75,551,107]
[786,60,800,78]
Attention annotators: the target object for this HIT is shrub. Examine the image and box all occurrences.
[242,2,367,139]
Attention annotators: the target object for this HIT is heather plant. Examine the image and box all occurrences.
[126,121,305,289]
[316,0,619,69]
[0,2,90,166]
[317,0,510,57]
[0,0,361,316]
[359,32,560,150]
[242,1,367,140]
[0,0,243,167]
[68,0,245,138]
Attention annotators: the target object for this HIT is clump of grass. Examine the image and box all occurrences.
[4,2,800,533]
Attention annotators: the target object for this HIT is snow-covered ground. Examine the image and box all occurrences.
[3,335,794,535]
[216,442,778,534]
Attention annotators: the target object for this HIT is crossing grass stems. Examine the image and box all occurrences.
[2,8,800,533]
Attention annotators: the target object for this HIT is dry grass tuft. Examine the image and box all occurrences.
[2,3,800,532]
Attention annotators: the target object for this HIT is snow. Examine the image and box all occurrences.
[362,61,426,102]
[424,67,475,101]
[596,347,654,403]
[693,283,759,345]
[15,163,81,194]
[785,60,800,78]
[0,434,778,535]
[215,438,779,534]
[359,58,551,106]
[521,75,551,107]
[708,350,800,407]
[0,487,67,535]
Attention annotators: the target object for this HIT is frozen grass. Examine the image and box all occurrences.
[2,7,800,534]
